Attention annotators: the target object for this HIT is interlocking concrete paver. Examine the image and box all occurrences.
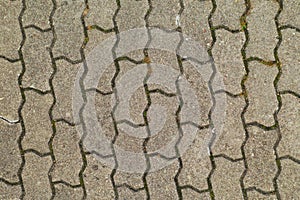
[278,159,300,199]
[212,30,245,94]
[245,62,278,126]
[247,191,277,200]
[84,155,115,199]
[278,29,300,95]
[1,0,300,199]
[53,0,85,61]
[277,94,300,160]
[51,122,82,185]
[182,189,210,200]
[115,171,145,199]
[23,0,53,29]
[279,0,300,28]
[85,0,116,30]
[0,121,21,183]
[53,60,81,124]
[179,129,210,190]
[23,153,52,199]
[0,59,22,121]
[148,0,180,30]
[0,1,22,59]
[117,0,147,31]
[22,91,53,153]
[54,184,83,200]
[211,157,244,199]
[181,0,212,48]
[22,29,53,91]
[147,161,179,200]
[0,183,21,200]
[246,0,278,61]
[212,94,245,159]
[244,127,277,192]
[212,0,245,30]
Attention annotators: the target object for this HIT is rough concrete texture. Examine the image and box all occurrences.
[0,0,299,199]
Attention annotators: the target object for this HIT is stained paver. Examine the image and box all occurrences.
[0,0,299,199]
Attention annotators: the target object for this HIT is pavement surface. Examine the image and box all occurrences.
[0,0,299,199]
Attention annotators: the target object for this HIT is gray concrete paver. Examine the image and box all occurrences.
[0,1,22,60]
[22,153,52,199]
[0,121,21,183]
[278,159,300,199]
[53,0,85,61]
[212,30,245,94]
[212,94,245,159]
[212,0,245,30]
[277,94,300,160]
[22,29,53,91]
[245,62,278,127]
[279,0,300,28]
[211,157,244,199]
[244,127,278,192]
[278,29,300,95]
[23,0,53,29]
[54,184,83,200]
[0,59,22,121]
[246,0,278,61]
[51,122,82,185]
[22,91,53,154]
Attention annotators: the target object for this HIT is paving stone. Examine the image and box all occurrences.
[53,60,81,124]
[54,184,83,200]
[22,29,53,91]
[148,0,180,30]
[181,0,212,49]
[85,0,116,30]
[114,171,144,190]
[212,30,245,94]
[211,157,244,199]
[0,121,21,183]
[53,0,85,61]
[0,59,22,121]
[246,0,278,61]
[277,94,300,160]
[182,189,211,200]
[23,0,53,29]
[247,191,277,200]
[278,159,300,199]
[0,1,22,59]
[147,161,179,200]
[278,29,300,95]
[22,91,53,153]
[212,0,245,30]
[279,0,300,28]
[244,62,278,127]
[84,154,115,199]
[181,61,211,127]
[244,127,278,192]
[117,0,148,31]
[117,187,146,200]
[23,153,52,199]
[179,129,211,190]
[0,183,21,200]
[51,122,82,185]
[212,95,245,159]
